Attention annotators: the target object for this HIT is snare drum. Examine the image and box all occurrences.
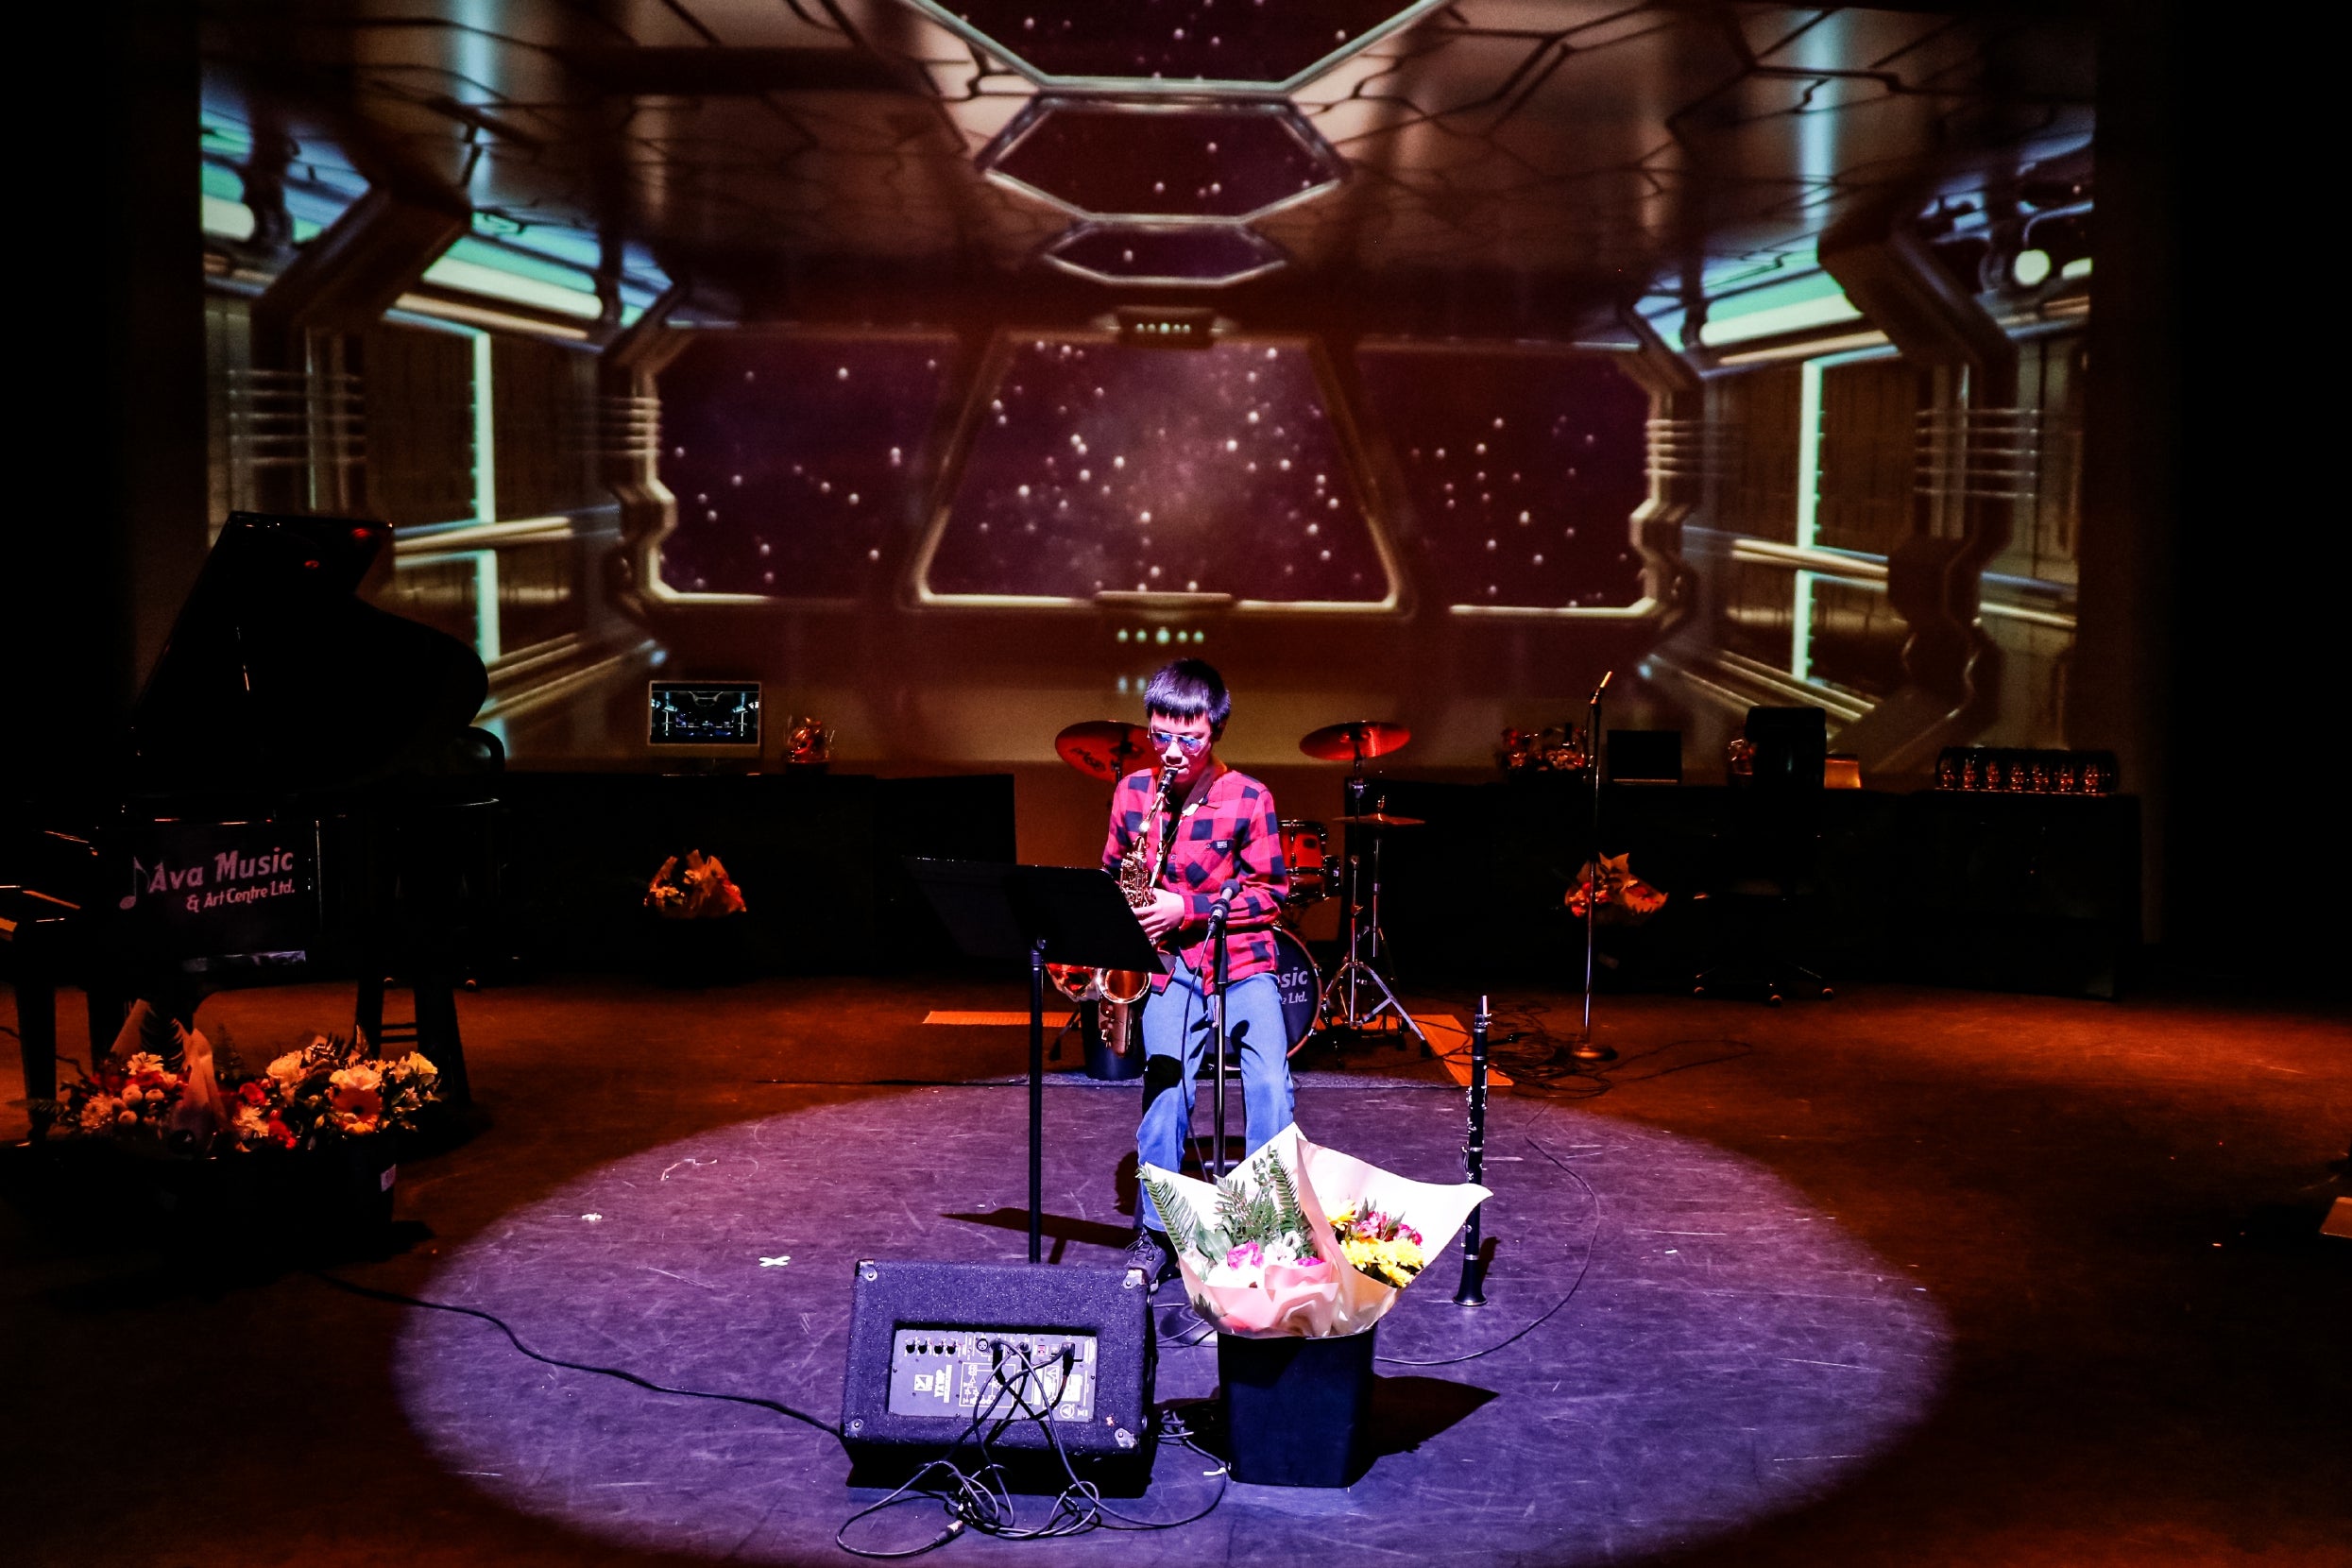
[1278,818,1330,904]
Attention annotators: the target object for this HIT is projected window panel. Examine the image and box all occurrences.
[918,335,1391,606]
[1805,576,1906,699]
[1815,360,1925,557]
[1708,367,1803,544]
[1355,347,1649,611]
[654,333,952,599]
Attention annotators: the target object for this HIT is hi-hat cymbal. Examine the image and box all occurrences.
[1299,719,1412,764]
[1055,720,1153,783]
[1331,810,1426,829]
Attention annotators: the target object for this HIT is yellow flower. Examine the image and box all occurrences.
[266,1051,308,1089]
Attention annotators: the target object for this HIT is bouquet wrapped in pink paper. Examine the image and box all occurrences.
[1140,1124,1490,1339]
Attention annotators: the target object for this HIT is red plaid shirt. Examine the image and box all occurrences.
[1100,763,1287,993]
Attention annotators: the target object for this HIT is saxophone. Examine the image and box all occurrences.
[1051,762,1179,1055]
[1117,762,1181,910]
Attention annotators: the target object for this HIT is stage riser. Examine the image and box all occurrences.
[494,772,1015,978]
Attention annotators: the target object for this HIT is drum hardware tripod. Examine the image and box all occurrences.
[1318,768,1428,1052]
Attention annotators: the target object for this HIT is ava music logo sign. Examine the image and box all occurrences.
[122,846,302,916]
[118,822,315,953]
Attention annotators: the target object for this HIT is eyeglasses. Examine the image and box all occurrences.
[1148,729,1212,753]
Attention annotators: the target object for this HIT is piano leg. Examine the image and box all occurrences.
[355,970,386,1051]
[13,974,57,1133]
[415,973,470,1108]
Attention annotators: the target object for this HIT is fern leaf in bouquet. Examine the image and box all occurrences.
[1213,1142,1321,1257]
[1143,1172,1219,1261]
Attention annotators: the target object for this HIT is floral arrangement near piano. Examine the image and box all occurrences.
[43,1002,439,1153]
[1139,1125,1489,1339]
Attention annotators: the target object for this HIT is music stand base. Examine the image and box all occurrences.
[1567,1034,1615,1063]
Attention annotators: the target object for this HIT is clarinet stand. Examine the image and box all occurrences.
[1571,673,1615,1063]
[1452,995,1493,1306]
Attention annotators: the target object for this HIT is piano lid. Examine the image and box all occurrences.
[128,512,489,794]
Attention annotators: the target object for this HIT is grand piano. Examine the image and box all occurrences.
[3,511,501,1129]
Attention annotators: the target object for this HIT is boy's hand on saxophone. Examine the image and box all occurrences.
[1137,888,1186,940]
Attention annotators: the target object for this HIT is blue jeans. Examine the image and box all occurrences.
[1136,954,1296,1234]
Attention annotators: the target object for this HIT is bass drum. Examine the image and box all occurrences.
[1191,927,1324,1074]
[1270,926,1323,1057]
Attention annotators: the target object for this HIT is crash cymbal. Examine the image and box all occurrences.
[1299,719,1412,764]
[1331,810,1426,829]
[1055,720,1153,783]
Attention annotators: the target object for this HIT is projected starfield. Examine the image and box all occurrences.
[922,335,1389,604]
[1356,346,1650,610]
[654,333,951,598]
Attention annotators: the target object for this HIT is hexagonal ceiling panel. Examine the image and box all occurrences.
[898,0,1448,92]
[1044,224,1287,288]
[981,99,1341,223]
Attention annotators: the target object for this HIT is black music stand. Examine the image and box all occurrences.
[906,860,1162,1263]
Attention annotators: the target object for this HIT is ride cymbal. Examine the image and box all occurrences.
[1055,720,1153,783]
[1299,719,1412,763]
[1331,811,1426,829]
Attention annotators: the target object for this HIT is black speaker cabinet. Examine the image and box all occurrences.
[840,1260,1156,1487]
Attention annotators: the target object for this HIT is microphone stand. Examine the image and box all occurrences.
[1206,886,1233,1179]
[1572,673,1615,1063]
[1453,995,1492,1305]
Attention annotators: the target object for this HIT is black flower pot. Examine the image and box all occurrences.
[1218,1327,1378,1487]
[293,1138,398,1236]
[14,1136,397,1256]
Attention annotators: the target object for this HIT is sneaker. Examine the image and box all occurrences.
[1125,1228,1178,1287]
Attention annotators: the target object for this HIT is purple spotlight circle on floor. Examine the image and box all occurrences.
[394,1085,1946,1563]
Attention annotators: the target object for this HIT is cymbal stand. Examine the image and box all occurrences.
[1317,758,1427,1051]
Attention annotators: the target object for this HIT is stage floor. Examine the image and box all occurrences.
[4,975,2347,1567]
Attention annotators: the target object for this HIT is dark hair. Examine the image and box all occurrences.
[1143,658,1232,736]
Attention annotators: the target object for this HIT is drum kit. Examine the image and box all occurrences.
[1051,715,1428,1059]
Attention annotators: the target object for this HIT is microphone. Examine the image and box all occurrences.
[1591,669,1614,706]
[1208,880,1236,927]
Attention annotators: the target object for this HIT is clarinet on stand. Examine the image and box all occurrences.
[1453,995,1491,1306]
[1206,882,1235,1179]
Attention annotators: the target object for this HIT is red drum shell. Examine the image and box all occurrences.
[1278,818,1329,904]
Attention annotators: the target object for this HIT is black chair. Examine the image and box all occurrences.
[1694,707,1832,1004]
